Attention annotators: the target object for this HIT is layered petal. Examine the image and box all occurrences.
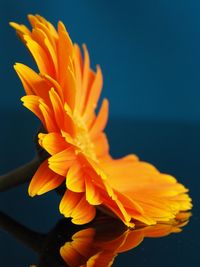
[101,157,192,225]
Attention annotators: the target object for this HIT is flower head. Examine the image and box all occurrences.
[10,15,192,227]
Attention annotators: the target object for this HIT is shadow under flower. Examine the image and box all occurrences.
[0,211,191,267]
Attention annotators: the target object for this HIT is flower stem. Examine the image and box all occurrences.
[0,211,44,252]
[0,158,40,192]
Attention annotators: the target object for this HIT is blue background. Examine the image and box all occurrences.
[1,0,200,121]
[0,1,199,266]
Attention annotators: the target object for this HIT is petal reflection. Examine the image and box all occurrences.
[60,212,191,267]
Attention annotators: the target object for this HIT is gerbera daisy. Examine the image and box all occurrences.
[10,14,192,227]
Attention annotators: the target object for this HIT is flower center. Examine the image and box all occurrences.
[73,113,98,163]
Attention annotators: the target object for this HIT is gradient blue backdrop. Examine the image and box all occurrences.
[0,2,200,266]
[1,0,200,122]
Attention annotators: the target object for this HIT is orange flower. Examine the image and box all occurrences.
[60,213,191,267]
[10,15,192,227]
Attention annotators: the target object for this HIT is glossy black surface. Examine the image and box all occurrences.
[0,111,199,266]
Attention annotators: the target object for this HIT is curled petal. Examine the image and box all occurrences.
[29,159,64,196]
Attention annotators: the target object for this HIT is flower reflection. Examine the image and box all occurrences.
[60,213,190,267]
[0,211,190,267]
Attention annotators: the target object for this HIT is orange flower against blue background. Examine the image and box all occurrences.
[10,15,192,227]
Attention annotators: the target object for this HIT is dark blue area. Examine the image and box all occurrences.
[1,0,200,120]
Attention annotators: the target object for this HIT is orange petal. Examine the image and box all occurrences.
[21,95,45,125]
[60,190,82,216]
[100,193,133,227]
[25,38,52,74]
[93,133,109,158]
[82,44,90,93]
[60,242,84,267]
[89,99,109,139]
[28,159,64,196]
[39,99,58,132]
[14,63,51,101]
[60,228,95,266]
[86,252,115,267]
[48,147,76,176]
[116,230,144,253]
[66,163,85,192]
[60,190,96,224]
[38,132,68,155]
[73,44,83,111]
[102,157,191,224]
[29,14,58,38]
[83,65,103,121]
[78,44,90,114]
[41,73,64,102]
[49,88,74,134]
[31,28,56,77]
[57,21,73,69]
[85,177,102,205]
[33,22,58,74]
[79,45,96,116]
[9,21,31,40]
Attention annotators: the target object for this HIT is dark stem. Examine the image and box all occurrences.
[0,158,40,192]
